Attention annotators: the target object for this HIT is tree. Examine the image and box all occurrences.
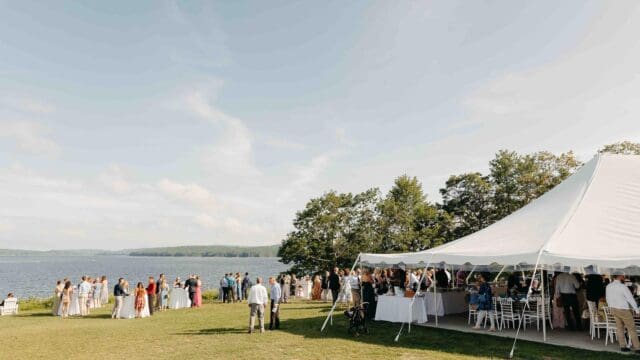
[277,189,381,274]
[490,150,581,220]
[440,172,494,239]
[599,141,640,155]
[378,175,449,252]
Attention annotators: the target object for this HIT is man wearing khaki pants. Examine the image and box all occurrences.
[606,272,640,354]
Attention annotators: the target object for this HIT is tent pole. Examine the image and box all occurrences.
[508,260,541,358]
[434,277,439,327]
[541,268,547,342]
[465,265,477,285]
[493,265,507,283]
[321,253,361,332]
[395,253,436,342]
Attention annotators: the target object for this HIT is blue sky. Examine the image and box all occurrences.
[1,1,640,250]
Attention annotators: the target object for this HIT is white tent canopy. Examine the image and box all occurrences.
[361,154,640,271]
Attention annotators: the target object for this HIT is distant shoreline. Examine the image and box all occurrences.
[0,244,280,258]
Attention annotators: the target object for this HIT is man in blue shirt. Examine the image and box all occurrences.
[226,273,236,303]
[269,277,281,330]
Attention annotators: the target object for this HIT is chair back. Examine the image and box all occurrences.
[499,298,515,317]
[0,298,18,315]
[587,301,597,323]
[603,306,616,325]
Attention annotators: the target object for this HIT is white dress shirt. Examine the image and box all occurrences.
[348,275,360,290]
[270,283,281,304]
[247,284,268,305]
[606,280,639,312]
[555,273,579,295]
[78,281,92,296]
[409,273,419,289]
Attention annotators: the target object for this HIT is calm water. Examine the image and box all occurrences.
[0,256,289,299]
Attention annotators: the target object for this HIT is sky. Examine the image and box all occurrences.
[1,1,640,250]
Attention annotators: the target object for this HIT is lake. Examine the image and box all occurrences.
[0,256,289,299]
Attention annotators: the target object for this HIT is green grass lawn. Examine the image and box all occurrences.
[0,300,624,360]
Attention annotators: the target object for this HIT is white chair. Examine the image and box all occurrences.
[587,301,607,340]
[522,298,541,331]
[542,296,554,330]
[0,298,18,316]
[499,298,521,329]
[468,303,478,325]
[603,306,618,346]
[483,297,502,331]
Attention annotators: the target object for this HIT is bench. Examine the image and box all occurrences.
[0,298,18,316]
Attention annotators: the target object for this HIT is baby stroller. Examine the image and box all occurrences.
[344,302,369,337]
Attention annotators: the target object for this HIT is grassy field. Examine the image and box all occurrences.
[0,300,624,360]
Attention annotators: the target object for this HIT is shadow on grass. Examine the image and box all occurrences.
[175,327,247,335]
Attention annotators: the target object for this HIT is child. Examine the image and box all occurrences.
[135,282,146,318]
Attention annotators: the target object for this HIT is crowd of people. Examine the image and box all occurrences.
[52,273,205,319]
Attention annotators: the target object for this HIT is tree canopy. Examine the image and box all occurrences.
[278,143,638,273]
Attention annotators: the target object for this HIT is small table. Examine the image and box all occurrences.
[375,295,428,323]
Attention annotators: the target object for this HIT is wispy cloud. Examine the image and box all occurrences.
[0,120,60,156]
[157,178,216,209]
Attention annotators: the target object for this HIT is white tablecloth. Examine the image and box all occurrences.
[118,295,150,319]
[169,288,191,309]
[424,291,467,316]
[374,295,428,323]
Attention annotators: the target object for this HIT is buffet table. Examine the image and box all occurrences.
[374,295,428,324]
[424,291,467,317]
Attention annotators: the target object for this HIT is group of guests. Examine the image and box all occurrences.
[52,273,204,319]
[219,272,252,303]
[54,276,109,318]
[111,274,203,319]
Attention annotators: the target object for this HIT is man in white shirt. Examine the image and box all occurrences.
[247,277,268,334]
[348,270,361,307]
[606,272,640,353]
[554,272,582,331]
[78,276,92,316]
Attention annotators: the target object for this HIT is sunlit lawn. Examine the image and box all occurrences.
[0,300,624,360]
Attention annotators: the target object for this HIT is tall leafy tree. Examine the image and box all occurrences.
[440,172,494,238]
[490,150,580,220]
[277,189,381,273]
[378,175,449,252]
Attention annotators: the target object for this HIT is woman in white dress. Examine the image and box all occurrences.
[337,269,352,305]
[92,279,102,308]
[100,276,109,305]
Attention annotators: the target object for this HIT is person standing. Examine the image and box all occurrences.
[606,272,640,353]
[220,274,228,302]
[184,274,197,307]
[226,273,236,302]
[100,276,109,305]
[349,270,361,307]
[111,278,126,319]
[135,282,146,319]
[242,273,252,301]
[194,275,202,307]
[78,276,92,316]
[268,277,281,330]
[236,273,242,301]
[321,271,330,302]
[155,274,164,311]
[554,272,582,331]
[146,276,156,316]
[60,281,73,318]
[472,273,496,331]
[329,267,340,305]
[247,277,268,334]
[53,280,63,316]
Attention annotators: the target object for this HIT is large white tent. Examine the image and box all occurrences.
[361,153,640,272]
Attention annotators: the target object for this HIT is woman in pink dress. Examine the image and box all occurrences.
[195,275,202,307]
